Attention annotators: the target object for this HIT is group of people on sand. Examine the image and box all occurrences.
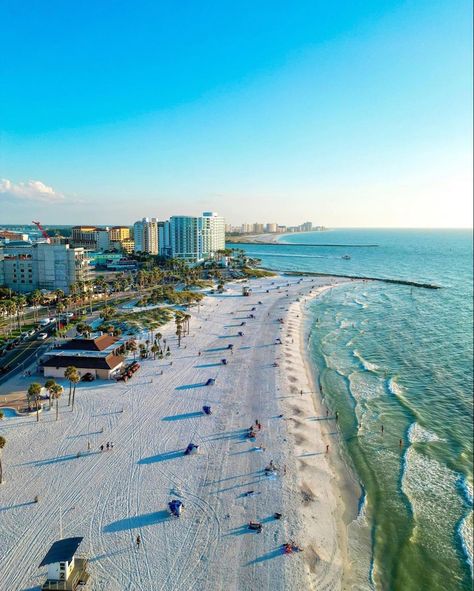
[99,442,114,452]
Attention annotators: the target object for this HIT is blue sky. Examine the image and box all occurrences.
[0,0,472,226]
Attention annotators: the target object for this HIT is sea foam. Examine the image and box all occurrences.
[353,349,379,373]
[408,422,444,444]
[458,476,473,572]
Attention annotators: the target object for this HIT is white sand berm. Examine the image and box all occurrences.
[0,275,362,590]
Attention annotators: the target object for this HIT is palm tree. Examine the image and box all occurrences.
[44,378,56,409]
[101,306,115,321]
[175,321,183,348]
[5,299,16,336]
[14,295,27,331]
[183,313,191,335]
[50,383,63,421]
[151,343,159,360]
[0,436,6,484]
[70,371,81,410]
[128,340,138,360]
[28,382,42,422]
[64,366,78,406]
[30,289,42,322]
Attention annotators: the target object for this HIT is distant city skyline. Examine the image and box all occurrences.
[1,1,472,228]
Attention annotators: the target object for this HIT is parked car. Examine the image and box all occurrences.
[37,333,48,340]
[81,372,95,382]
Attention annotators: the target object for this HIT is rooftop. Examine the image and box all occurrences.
[42,353,125,370]
[58,335,119,352]
[39,537,83,567]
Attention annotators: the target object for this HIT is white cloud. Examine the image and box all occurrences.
[0,178,66,203]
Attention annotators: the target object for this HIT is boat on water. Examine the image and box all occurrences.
[342,254,351,260]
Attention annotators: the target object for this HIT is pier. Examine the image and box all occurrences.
[278,270,442,289]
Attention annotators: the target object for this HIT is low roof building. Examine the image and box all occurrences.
[58,334,119,352]
[42,353,125,380]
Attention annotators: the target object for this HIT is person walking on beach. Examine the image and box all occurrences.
[381,425,384,435]
[100,444,104,452]
[335,411,339,422]
[326,444,329,454]
[136,535,141,549]
[399,439,403,448]
[106,442,110,451]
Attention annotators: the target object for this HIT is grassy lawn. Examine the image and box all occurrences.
[241,267,276,278]
[98,307,174,335]
[136,287,204,307]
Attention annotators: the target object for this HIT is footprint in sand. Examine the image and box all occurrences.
[294,433,308,445]
[305,545,320,574]
[300,482,316,505]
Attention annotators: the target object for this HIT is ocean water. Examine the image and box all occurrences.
[236,229,473,591]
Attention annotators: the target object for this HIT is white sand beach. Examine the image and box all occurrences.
[0,275,361,591]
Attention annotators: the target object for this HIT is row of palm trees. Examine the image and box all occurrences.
[0,366,82,484]
[26,365,81,422]
[175,312,191,347]
[0,295,28,335]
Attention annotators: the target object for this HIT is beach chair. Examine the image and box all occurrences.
[168,500,184,517]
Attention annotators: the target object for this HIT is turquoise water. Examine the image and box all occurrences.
[236,229,473,591]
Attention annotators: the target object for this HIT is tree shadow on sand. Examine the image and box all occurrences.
[244,546,284,565]
[175,382,208,390]
[103,510,170,533]
[161,411,203,421]
[138,450,183,464]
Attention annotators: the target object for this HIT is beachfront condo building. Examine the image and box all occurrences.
[133,212,225,262]
[201,212,226,256]
[167,212,225,263]
[169,216,202,261]
[133,218,159,255]
[0,242,91,294]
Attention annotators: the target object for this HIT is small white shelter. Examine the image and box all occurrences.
[39,536,89,590]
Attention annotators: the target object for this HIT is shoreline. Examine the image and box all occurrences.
[278,279,369,589]
[0,274,366,590]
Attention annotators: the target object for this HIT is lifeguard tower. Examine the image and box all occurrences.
[39,537,89,590]
[242,286,251,296]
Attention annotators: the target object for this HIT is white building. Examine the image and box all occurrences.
[265,223,278,233]
[0,242,91,294]
[133,218,159,254]
[201,212,225,257]
[167,212,225,263]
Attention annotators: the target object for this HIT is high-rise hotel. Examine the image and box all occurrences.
[133,212,225,262]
